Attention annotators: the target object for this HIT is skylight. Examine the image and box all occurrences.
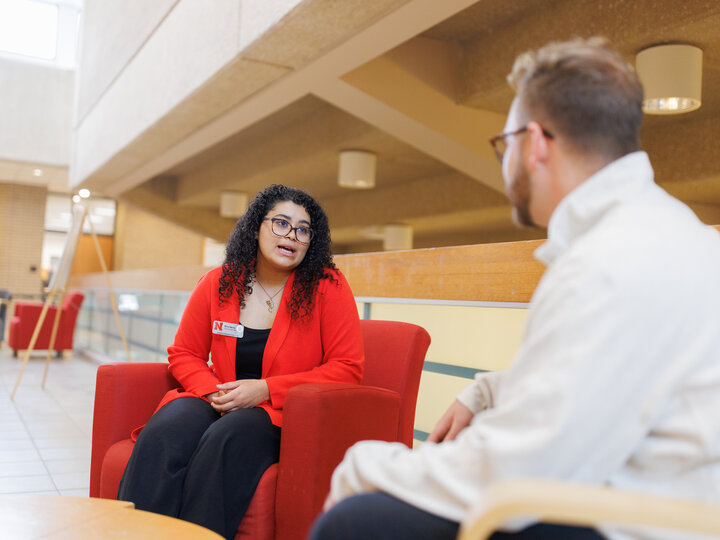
[0,0,59,60]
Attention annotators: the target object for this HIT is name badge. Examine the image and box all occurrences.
[212,321,244,338]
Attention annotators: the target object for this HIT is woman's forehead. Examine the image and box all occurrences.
[267,200,311,223]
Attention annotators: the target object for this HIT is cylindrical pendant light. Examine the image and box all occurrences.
[338,150,376,189]
[383,224,413,251]
[636,44,702,115]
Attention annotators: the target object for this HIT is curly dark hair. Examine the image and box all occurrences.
[219,184,337,321]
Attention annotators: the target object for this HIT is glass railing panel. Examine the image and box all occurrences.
[75,289,189,363]
[160,322,178,355]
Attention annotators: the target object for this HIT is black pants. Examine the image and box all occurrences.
[117,397,281,540]
[309,493,606,540]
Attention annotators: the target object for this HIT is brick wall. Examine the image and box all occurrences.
[114,203,204,270]
[0,183,47,296]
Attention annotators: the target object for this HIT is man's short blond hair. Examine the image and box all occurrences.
[508,37,644,160]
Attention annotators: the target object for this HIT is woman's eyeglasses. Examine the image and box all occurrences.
[263,217,313,245]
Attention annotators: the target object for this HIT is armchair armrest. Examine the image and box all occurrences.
[458,478,720,540]
[275,382,401,540]
[90,362,180,497]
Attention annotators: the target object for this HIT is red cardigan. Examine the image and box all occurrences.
[134,266,364,438]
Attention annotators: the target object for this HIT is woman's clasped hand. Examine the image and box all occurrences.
[206,379,270,413]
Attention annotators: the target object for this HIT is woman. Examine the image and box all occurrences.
[118,185,364,539]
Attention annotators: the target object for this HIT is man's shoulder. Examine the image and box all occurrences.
[558,195,720,293]
[597,192,718,255]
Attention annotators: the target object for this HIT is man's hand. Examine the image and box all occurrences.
[427,399,474,443]
[209,380,270,413]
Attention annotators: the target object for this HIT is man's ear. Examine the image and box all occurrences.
[525,121,550,170]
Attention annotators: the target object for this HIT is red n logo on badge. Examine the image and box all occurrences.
[213,321,223,332]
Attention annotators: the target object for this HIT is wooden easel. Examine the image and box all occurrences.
[11,204,132,399]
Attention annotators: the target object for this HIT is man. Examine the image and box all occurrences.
[309,38,720,540]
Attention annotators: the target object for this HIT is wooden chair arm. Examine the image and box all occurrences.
[458,478,720,540]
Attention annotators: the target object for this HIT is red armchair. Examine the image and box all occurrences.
[91,319,431,540]
[8,292,84,356]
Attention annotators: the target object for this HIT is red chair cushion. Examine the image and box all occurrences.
[99,439,134,499]
[100,436,277,539]
[235,464,277,540]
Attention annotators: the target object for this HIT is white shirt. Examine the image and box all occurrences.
[328,152,720,540]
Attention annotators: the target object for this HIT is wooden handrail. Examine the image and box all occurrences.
[335,240,544,302]
[67,226,720,303]
[67,241,545,303]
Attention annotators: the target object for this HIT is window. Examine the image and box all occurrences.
[0,0,81,68]
[0,0,59,60]
[42,193,117,284]
[44,193,117,235]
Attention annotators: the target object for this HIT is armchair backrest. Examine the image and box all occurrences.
[60,292,84,331]
[359,320,431,446]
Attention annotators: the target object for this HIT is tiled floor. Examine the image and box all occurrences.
[0,344,98,496]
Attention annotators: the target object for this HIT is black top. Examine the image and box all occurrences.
[235,326,271,380]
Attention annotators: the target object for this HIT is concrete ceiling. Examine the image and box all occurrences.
[0,158,70,193]
[89,0,720,252]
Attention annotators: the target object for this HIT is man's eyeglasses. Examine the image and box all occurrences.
[263,217,313,245]
[489,125,554,163]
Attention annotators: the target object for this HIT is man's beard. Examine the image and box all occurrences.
[508,160,537,228]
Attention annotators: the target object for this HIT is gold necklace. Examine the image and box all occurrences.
[255,278,288,312]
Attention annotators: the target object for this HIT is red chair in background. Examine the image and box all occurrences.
[90,319,430,540]
[8,292,84,356]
